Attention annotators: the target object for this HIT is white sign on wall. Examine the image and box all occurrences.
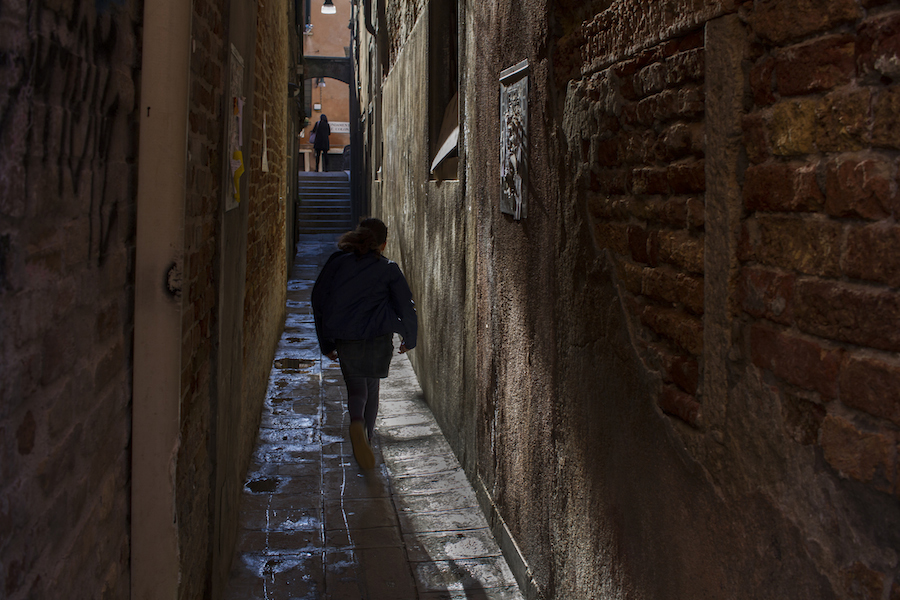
[329,121,350,134]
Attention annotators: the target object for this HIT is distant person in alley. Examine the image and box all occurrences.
[312,114,331,171]
[311,218,418,469]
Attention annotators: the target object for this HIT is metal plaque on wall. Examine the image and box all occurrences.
[500,59,529,220]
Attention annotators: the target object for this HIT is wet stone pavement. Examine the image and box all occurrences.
[223,235,524,600]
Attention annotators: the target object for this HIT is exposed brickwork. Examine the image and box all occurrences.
[178,0,229,596]
[748,0,861,45]
[774,35,856,97]
[582,0,730,72]
[0,1,140,597]
[242,0,289,426]
[560,1,900,595]
[575,30,707,416]
[840,354,900,428]
[749,323,842,399]
[176,0,295,595]
[821,415,895,493]
[824,155,897,219]
[741,0,900,563]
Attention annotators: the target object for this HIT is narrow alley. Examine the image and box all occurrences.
[222,235,522,599]
[3,1,900,599]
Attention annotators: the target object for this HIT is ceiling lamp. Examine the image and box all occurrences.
[321,0,336,14]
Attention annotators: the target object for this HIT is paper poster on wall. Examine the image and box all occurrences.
[226,44,245,211]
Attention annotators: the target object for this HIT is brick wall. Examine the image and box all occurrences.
[741,0,900,521]
[0,1,140,597]
[562,0,900,596]
[2,0,297,596]
[581,29,708,427]
[574,1,900,489]
[177,0,229,596]
[243,0,289,425]
[173,0,293,595]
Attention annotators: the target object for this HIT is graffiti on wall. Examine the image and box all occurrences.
[0,2,136,268]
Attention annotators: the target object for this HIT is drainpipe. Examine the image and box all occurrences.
[364,0,375,35]
[132,0,191,597]
[350,0,364,220]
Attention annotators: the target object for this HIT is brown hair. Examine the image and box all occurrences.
[338,218,388,256]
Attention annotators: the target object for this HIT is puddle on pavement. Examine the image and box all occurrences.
[279,516,321,531]
[260,414,318,429]
[246,477,281,493]
[274,358,316,370]
[287,280,314,291]
[241,553,314,578]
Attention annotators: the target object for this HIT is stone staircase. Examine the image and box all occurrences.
[297,172,354,234]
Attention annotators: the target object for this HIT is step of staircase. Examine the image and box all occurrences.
[297,172,354,234]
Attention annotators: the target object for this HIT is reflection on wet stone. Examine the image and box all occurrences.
[223,236,522,600]
[273,357,316,370]
[246,477,280,493]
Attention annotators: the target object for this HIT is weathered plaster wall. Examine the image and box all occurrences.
[368,0,900,598]
[0,1,141,597]
[384,0,427,68]
[374,2,478,477]
[375,0,429,322]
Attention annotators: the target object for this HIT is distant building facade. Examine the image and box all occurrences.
[301,0,352,170]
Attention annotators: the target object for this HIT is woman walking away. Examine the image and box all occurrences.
[311,218,418,469]
[312,114,331,171]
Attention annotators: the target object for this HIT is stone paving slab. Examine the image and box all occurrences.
[397,507,490,536]
[404,529,503,562]
[392,490,481,515]
[381,436,455,463]
[392,470,473,496]
[223,235,523,600]
[387,454,462,477]
[413,558,518,594]
[418,587,524,600]
[322,468,392,499]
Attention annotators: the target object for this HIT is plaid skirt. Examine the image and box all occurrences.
[335,334,393,378]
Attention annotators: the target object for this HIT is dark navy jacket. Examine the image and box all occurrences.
[311,250,418,355]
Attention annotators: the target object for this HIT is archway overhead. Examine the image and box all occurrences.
[305,56,351,84]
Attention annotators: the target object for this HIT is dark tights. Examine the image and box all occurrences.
[345,377,379,440]
[315,149,328,172]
